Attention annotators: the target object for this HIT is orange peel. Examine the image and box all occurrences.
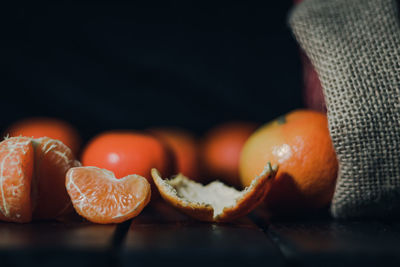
[151,163,277,222]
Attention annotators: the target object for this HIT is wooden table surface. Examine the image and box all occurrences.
[1,202,398,267]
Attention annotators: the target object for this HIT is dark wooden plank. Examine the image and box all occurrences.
[0,220,118,267]
[256,215,400,267]
[121,202,284,267]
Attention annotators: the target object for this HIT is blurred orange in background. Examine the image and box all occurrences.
[148,128,200,181]
[6,117,81,156]
[201,122,258,188]
[81,131,172,184]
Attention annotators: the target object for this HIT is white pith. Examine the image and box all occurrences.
[0,137,31,217]
[0,136,80,220]
[153,163,277,219]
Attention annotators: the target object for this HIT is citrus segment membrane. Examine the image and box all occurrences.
[66,167,151,224]
[151,163,278,222]
[0,136,79,223]
[0,137,34,223]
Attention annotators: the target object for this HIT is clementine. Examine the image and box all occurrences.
[148,128,200,180]
[81,131,171,183]
[239,110,338,214]
[201,122,258,187]
[66,166,151,224]
[6,117,81,156]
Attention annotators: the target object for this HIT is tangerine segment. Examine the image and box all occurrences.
[0,137,34,223]
[66,167,151,224]
[33,137,81,220]
[151,163,277,222]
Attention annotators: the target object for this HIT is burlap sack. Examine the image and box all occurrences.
[289,0,400,218]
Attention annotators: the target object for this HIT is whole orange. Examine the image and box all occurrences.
[201,122,258,187]
[81,131,171,183]
[148,128,200,180]
[239,110,338,214]
[6,117,81,156]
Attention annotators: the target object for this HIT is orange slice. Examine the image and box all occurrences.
[151,163,277,222]
[0,137,34,223]
[66,166,151,224]
[33,137,81,219]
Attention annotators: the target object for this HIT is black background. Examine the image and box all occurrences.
[2,1,302,143]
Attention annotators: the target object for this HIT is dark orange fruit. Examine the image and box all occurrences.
[6,117,81,155]
[149,128,200,180]
[81,131,171,183]
[201,122,258,187]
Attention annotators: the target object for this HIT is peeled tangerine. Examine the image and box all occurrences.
[66,167,151,224]
[0,136,80,223]
[151,163,278,222]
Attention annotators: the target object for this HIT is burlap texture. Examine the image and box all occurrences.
[289,0,400,218]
